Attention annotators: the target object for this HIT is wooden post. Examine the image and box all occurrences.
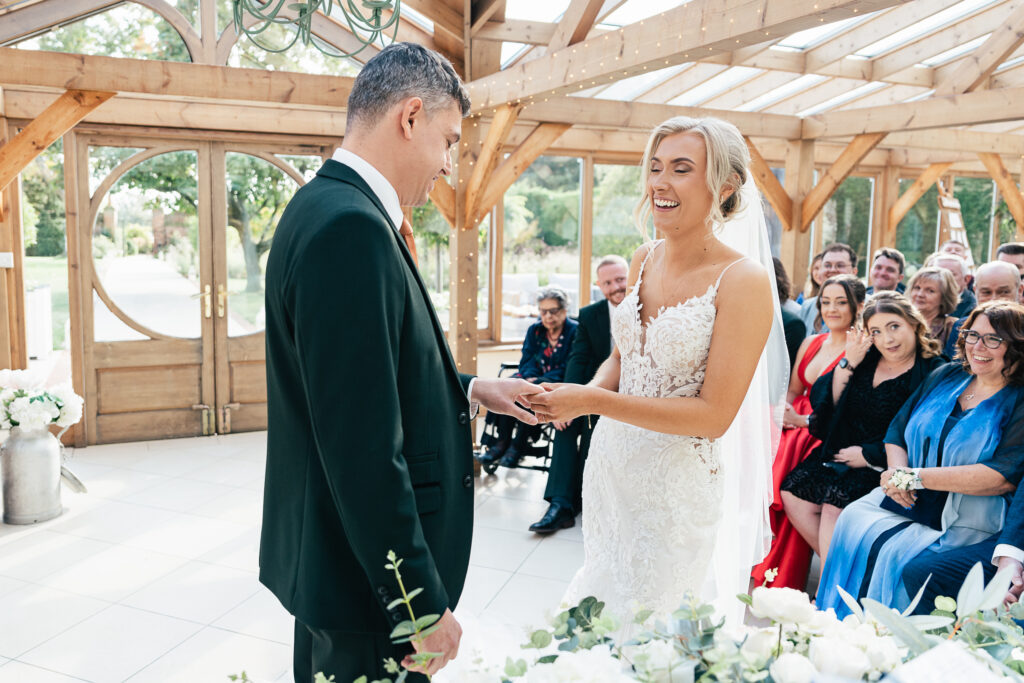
[579,154,594,309]
[978,152,1024,237]
[780,140,815,293]
[449,117,481,373]
[63,130,87,446]
[871,165,900,253]
[0,116,23,370]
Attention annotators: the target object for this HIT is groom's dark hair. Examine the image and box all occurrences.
[346,42,470,130]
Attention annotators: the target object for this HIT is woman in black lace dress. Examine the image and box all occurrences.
[780,292,946,583]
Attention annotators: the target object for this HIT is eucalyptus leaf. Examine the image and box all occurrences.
[977,566,1013,613]
[538,654,558,664]
[904,614,955,631]
[504,657,528,677]
[736,593,753,607]
[956,562,986,618]
[386,597,405,611]
[389,622,415,639]
[836,585,864,621]
[558,634,580,651]
[528,630,552,649]
[414,614,440,629]
[405,587,423,602]
[902,574,931,616]
[934,596,957,613]
[634,608,655,623]
[862,598,931,656]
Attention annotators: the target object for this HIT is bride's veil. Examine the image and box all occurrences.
[704,176,789,626]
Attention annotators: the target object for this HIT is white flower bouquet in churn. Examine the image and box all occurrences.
[0,369,85,525]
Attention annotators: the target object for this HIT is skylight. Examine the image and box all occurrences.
[920,34,988,66]
[799,82,886,116]
[736,74,826,111]
[855,0,998,58]
[600,0,688,27]
[593,64,689,101]
[776,15,871,51]
[667,66,760,106]
[505,0,574,22]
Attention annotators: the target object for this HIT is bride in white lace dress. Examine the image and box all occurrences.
[529,117,784,623]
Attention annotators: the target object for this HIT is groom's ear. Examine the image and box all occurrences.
[398,97,425,141]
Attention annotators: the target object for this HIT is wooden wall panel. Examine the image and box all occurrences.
[96,365,201,413]
[230,361,267,404]
[96,408,203,443]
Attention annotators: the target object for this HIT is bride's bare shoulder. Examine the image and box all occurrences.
[626,240,661,285]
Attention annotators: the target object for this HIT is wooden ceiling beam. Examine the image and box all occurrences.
[548,0,605,52]
[403,0,464,43]
[889,162,953,228]
[475,19,557,45]
[978,151,1024,233]
[472,122,570,225]
[745,137,793,233]
[470,0,504,36]
[465,102,522,224]
[0,88,113,193]
[465,0,909,112]
[934,1,1024,96]
[803,86,1024,138]
[882,129,1024,156]
[429,178,456,226]
[0,0,119,45]
[521,96,803,138]
[801,132,887,229]
[0,46,355,107]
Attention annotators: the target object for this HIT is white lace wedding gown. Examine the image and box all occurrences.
[563,242,746,621]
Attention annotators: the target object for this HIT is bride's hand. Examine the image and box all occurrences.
[525,383,593,423]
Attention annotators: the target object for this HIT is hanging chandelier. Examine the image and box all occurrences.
[231,0,402,58]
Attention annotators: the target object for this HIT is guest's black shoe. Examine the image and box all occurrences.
[499,447,523,468]
[478,440,509,465]
[529,503,575,534]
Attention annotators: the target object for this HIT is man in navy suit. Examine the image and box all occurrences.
[528,255,628,534]
[903,479,1024,611]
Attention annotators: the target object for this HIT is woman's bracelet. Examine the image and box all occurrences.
[888,467,924,491]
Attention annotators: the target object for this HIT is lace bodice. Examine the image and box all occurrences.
[613,241,740,399]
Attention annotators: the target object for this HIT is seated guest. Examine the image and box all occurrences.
[939,239,970,262]
[800,244,857,335]
[866,247,906,295]
[908,266,959,348]
[480,287,577,467]
[929,253,976,318]
[818,301,1024,616]
[796,251,825,305]
[781,292,944,585]
[529,256,627,534]
[944,261,1023,357]
[997,242,1024,281]
[774,257,806,367]
[752,274,864,589]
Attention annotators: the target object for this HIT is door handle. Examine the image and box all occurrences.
[191,403,213,435]
[222,402,241,433]
[191,285,212,318]
[217,284,227,318]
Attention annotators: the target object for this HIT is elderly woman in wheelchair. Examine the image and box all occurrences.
[479,286,578,469]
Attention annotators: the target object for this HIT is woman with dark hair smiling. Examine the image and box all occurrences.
[752,273,864,590]
[818,300,1024,616]
[780,292,944,588]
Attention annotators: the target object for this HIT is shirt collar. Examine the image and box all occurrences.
[331,147,404,231]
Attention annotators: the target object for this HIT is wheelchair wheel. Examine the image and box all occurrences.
[482,458,500,475]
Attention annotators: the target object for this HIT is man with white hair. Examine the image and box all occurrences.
[943,260,1022,357]
[930,252,976,319]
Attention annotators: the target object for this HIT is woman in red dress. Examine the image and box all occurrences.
[751,274,865,590]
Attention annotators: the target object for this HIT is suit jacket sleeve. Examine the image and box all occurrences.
[292,214,449,621]
[999,468,1024,550]
[563,314,595,386]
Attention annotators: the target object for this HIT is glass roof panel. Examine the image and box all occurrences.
[776,15,870,50]
[737,74,826,111]
[666,66,760,106]
[501,42,529,67]
[920,34,988,66]
[798,82,885,116]
[505,0,574,22]
[855,0,998,58]
[592,64,689,100]
[600,0,689,27]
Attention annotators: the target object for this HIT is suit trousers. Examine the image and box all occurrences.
[901,537,998,615]
[544,415,596,512]
[293,619,427,683]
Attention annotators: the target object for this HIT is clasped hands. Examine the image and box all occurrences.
[880,467,917,508]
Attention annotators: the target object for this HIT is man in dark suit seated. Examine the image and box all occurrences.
[529,255,628,534]
[902,470,1024,613]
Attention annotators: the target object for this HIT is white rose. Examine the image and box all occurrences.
[739,630,778,665]
[864,635,903,672]
[50,384,84,428]
[810,637,871,680]
[750,587,816,625]
[0,368,42,391]
[523,646,632,683]
[805,607,842,634]
[769,652,817,683]
[8,396,58,432]
[630,639,693,682]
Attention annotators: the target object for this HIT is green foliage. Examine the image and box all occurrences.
[22,140,65,257]
[822,176,872,277]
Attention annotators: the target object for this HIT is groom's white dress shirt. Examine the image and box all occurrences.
[329,147,479,410]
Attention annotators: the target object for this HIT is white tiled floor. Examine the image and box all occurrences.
[0,433,582,682]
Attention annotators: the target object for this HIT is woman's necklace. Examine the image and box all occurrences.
[964,378,1004,402]
[546,329,560,346]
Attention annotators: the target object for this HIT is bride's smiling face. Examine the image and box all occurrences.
[648,132,726,233]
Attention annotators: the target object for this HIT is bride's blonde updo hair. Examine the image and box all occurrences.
[633,116,750,235]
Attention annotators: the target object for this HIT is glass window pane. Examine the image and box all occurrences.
[14,4,191,62]
[91,150,200,341]
[820,176,873,278]
[896,180,939,272]
[228,23,361,76]
[591,163,644,296]
[953,177,995,265]
[503,156,582,341]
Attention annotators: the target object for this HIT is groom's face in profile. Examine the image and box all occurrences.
[399,97,463,207]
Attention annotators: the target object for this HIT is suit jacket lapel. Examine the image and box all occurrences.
[595,303,612,359]
[316,161,466,396]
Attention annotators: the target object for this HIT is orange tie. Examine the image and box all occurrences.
[399,218,419,267]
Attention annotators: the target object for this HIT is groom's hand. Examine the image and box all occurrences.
[402,608,461,675]
[471,378,546,424]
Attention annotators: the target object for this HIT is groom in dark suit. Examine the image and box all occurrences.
[529,255,628,534]
[260,43,543,682]
[902,479,1024,612]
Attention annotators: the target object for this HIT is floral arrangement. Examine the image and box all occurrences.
[0,369,83,433]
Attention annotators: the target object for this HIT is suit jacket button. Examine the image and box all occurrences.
[458,411,469,424]
[377,586,388,596]
[462,474,473,488]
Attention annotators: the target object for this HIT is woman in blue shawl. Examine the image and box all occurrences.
[818,301,1024,616]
